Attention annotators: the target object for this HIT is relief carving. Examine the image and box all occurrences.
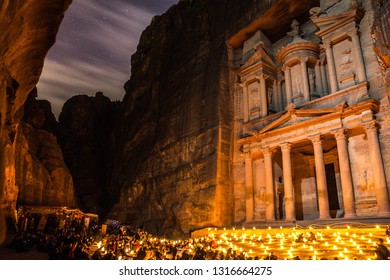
[339,48,353,76]
[250,89,260,108]
[287,19,304,39]
[357,169,375,192]
[293,75,303,96]
[308,68,316,93]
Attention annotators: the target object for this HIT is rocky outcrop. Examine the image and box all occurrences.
[107,0,279,238]
[58,92,120,216]
[16,90,75,207]
[0,0,73,244]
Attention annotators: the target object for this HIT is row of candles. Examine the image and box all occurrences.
[92,224,389,260]
[206,225,389,260]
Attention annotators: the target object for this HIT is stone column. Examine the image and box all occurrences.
[333,129,356,218]
[259,74,268,117]
[323,42,338,93]
[320,62,329,94]
[280,143,295,221]
[283,66,293,105]
[310,135,331,219]
[300,57,311,102]
[263,148,275,221]
[315,61,323,96]
[362,121,390,216]
[240,83,249,123]
[244,153,255,221]
[273,80,279,112]
[349,27,367,83]
[277,81,283,111]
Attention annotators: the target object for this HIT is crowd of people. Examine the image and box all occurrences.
[90,228,256,260]
[5,212,390,260]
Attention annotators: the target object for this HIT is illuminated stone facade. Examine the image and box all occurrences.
[231,0,390,225]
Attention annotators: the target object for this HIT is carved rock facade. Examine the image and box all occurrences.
[233,0,390,225]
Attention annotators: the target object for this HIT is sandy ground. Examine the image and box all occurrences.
[0,233,48,260]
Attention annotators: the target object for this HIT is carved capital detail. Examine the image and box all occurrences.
[348,27,360,38]
[256,74,269,81]
[282,65,291,72]
[322,41,332,49]
[333,129,347,140]
[280,142,293,152]
[362,120,378,133]
[299,57,309,63]
[262,147,275,157]
[239,82,247,88]
[309,134,322,145]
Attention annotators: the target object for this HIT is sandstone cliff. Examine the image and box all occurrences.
[58,92,120,216]
[107,0,278,238]
[0,0,73,244]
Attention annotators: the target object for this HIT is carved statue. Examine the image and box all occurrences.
[308,68,316,93]
[287,20,304,38]
[268,87,274,105]
[309,7,327,17]
[339,48,353,75]
[250,90,261,108]
[293,75,303,94]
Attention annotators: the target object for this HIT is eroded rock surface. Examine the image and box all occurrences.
[0,0,73,245]
[58,92,120,216]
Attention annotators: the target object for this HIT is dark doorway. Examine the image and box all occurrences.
[325,163,340,218]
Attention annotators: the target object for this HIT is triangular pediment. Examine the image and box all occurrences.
[258,107,341,135]
[238,45,276,74]
[311,7,365,35]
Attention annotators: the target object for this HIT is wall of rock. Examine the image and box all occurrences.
[0,0,73,244]
[107,0,279,238]
[58,92,120,216]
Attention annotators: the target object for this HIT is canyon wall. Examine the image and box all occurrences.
[107,0,281,238]
[0,0,74,244]
[58,92,120,216]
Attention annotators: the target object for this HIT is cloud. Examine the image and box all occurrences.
[37,0,178,118]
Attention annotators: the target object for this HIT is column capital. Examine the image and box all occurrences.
[255,74,269,81]
[322,41,332,49]
[241,152,252,160]
[362,120,379,133]
[282,65,291,72]
[280,142,293,151]
[347,27,360,37]
[332,128,347,140]
[262,147,276,157]
[239,82,248,88]
[299,57,309,63]
[309,134,322,145]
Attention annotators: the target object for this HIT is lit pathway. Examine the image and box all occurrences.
[200,224,389,260]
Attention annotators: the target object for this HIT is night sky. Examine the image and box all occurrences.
[37,0,178,117]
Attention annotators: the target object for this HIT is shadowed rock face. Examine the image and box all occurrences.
[58,92,121,216]
[0,0,73,245]
[17,90,75,208]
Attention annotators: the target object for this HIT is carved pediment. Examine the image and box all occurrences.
[238,45,276,76]
[258,103,347,135]
[311,7,365,37]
